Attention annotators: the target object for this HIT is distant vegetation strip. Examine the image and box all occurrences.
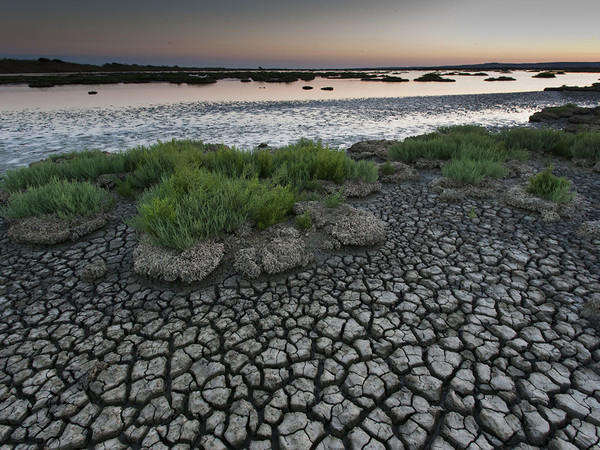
[0,58,416,87]
[2,58,599,88]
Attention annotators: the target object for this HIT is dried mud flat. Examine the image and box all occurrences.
[1,160,600,449]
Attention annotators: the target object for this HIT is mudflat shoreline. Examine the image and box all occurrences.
[1,154,599,448]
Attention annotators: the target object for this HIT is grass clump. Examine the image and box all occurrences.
[133,169,262,249]
[2,139,379,248]
[133,169,297,249]
[542,103,577,115]
[295,210,313,230]
[527,166,573,204]
[352,160,379,183]
[1,178,113,220]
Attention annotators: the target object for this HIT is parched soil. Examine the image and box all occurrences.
[0,158,599,448]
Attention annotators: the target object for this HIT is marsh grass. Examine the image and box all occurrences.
[389,126,501,162]
[498,128,575,157]
[571,132,600,159]
[389,125,600,185]
[390,126,511,184]
[1,178,113,220]
[527,166,573,204]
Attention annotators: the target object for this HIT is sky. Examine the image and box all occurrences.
[1,0,599,68]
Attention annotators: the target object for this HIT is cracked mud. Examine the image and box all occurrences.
[1,160,599,449]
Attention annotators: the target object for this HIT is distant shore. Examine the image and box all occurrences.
[1,58,599,88]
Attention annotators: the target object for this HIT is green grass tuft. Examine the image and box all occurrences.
[527,166,573,204]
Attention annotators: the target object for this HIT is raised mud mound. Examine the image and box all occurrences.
[0,190,10,208]
[133,238,225,283]
[431,177,504,203]
[7,213,111,245]
[413,159,445,170]
[572,158,600,174]
[378,162,419,183]
[293,201,386,249]
[78,258,108,282]
[320,179,381,198]
[529,104,600,132]
[346,140,395,161]
[233,226,314,279]
[577,220,600,238]
[580,294,600,332]
[502,184,583,223]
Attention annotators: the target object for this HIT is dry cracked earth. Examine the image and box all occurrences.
[1,164,600,449]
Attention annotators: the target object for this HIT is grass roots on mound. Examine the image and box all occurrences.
[1,178,113,220]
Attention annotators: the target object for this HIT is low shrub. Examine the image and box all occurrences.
[571,132,600,159]
[323,189,346,208]
[527,166,573,203]
[2,150,132,192]
[251,183,296,229]
[380,161,394,175]
[498,128,575,157]
[389,126,498,162]
[295,210,313,230]
[1,178,113,220]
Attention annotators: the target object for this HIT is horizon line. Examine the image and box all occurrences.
[2,56,600,71]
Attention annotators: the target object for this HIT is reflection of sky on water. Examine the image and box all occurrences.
[1,84,600,173]
[1,71,600,110]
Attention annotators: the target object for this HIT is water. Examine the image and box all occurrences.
[1,70,599,173]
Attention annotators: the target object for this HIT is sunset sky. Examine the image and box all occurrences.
[2,0,599,68]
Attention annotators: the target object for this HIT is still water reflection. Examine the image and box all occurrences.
[1,71,599,111]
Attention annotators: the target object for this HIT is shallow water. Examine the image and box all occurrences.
[1,71,600,174]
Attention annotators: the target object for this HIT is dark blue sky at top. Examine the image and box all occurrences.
[1,0,599,68]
